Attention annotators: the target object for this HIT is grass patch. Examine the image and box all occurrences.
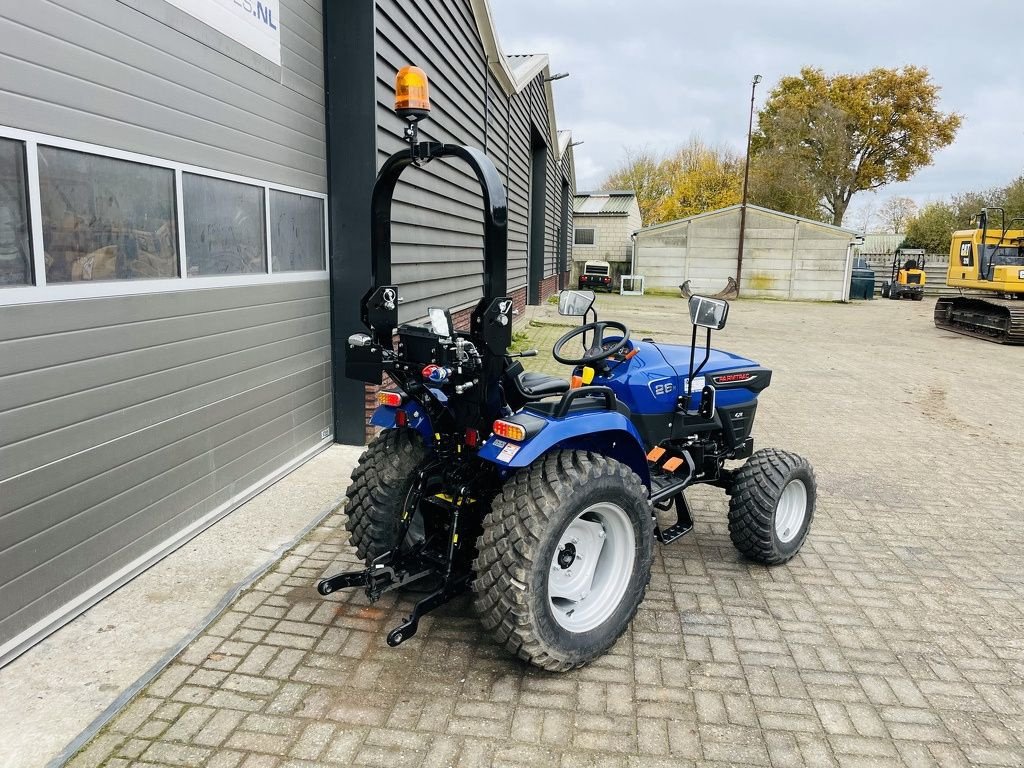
[509,328,533,352]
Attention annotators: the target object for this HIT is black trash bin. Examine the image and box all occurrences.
[849,259,875,300]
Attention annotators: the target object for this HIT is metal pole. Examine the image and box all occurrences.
[736,74,762,296]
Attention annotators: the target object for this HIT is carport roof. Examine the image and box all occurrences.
[635,204,861,238]
[574,191,637,215]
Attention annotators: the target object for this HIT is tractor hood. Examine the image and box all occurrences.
[593,340,772,416]
[647,341,758,376]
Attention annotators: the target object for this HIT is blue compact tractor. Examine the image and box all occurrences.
[319,67,816,671]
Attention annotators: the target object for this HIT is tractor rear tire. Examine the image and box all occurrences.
[728,448,815,565]
[472,451,654,672]
[344,428,427,562]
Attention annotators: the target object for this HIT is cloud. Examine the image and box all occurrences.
[491,0,1023,212]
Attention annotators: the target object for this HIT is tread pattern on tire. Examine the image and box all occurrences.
[727,448,815,565]
[344,428,426,561]
[471,450,653,672]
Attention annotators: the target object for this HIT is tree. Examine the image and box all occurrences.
[753,66,962,226]
[601,148,671,225]
[847,197,878,232]
[602,140,742,226]
[1000,176,1024,220]
[878,196,918,233]
[748,140,825,222]
[903,201,958,254]
[651,139,743,223]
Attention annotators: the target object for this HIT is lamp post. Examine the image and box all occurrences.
[736,74,762,296]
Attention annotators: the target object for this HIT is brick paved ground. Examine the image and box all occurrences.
[68,295,1024,768]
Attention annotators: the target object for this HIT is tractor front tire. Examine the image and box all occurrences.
[728,448,815,565]
[344,428,427,562]
[881,283,890,299]
[472,451,654,672]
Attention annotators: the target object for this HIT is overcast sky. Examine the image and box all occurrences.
[490,0,1023,228]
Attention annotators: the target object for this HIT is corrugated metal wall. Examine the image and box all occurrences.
[0,0,326,192]
[0,283,332,656]
[636,208,855,301]
[0,0,330,663]
[374,0,569,321]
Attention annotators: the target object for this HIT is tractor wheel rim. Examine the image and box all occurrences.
[547,501,635,633]
[775,479,807,544]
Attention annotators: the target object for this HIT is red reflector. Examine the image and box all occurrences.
[492,420,527,441]
[465,428,479,447]
[395,410,408,427]
[377,390,403,407]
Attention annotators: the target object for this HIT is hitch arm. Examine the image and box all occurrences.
[386,573,470,647]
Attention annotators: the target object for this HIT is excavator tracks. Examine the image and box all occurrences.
[934,296,1024,345]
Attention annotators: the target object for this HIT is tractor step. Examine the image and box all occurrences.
[647,446,695,504]
[654,491,694,544]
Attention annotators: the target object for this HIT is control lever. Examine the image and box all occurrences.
[507,349,538,358]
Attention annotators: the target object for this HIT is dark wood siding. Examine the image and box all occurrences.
[374,0,568,320]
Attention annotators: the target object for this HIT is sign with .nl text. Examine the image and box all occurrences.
[165,0,281,65]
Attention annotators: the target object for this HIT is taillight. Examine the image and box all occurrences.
[465,428,479,447]
[377,391,403,407]
[492,420,527,441]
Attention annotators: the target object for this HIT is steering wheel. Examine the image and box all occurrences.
[552,321,631,366]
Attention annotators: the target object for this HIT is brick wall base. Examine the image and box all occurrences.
[538,274,558,304]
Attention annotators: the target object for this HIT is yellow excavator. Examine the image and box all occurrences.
[934,208,1024,344]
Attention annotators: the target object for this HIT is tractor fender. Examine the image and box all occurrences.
[369,403,434,444]
[478,411,651,488]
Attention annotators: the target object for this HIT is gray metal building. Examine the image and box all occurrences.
[0,0,574,665]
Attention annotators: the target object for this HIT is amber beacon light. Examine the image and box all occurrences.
[395,65,431,120]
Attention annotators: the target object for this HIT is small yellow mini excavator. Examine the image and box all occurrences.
[934,208,1024,344]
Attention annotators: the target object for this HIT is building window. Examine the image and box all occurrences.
[270,190,325,271]
[574,228,595,246]
[0,138,32,287]
[183,173,266,275]
[38,147,178,283]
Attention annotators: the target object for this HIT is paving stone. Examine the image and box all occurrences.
[66,298,1024,768]
[162,705,215,742]
[141,740,212,766]
[193,709,246,748]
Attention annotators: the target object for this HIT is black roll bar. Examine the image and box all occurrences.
[370,142,509,301]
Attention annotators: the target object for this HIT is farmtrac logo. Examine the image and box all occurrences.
[234,0,277,30]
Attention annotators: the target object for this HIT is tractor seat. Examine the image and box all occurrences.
[518,371,571,398]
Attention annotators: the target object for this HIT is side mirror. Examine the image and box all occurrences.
[428,306,453,338]
[688,295,729,330]
[558,289,595,317]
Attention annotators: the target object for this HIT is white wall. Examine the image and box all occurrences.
[635,208,855,300]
